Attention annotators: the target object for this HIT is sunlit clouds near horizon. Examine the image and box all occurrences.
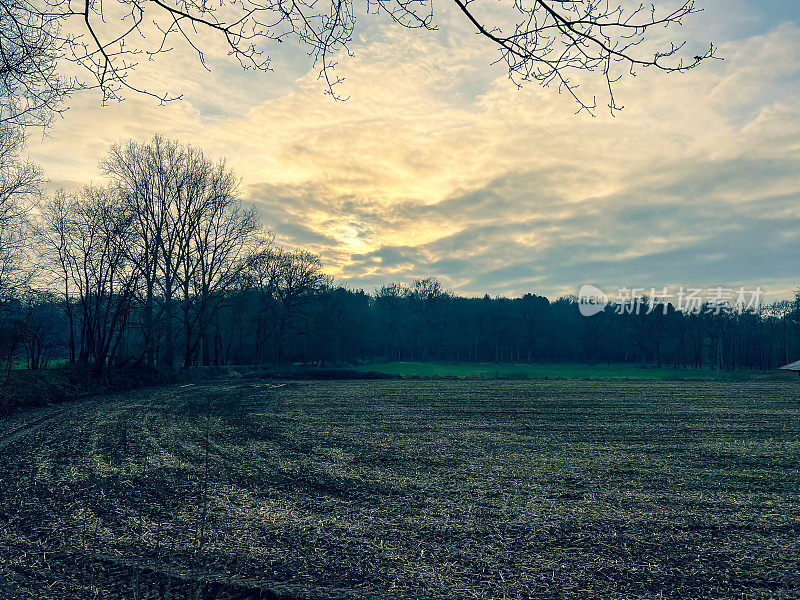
[27,0,800,301]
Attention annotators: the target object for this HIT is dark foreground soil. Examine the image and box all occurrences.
[0,379,798,599]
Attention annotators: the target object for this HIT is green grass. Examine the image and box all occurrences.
[0,378,798,599]
[8,358,70,371]
[355,361,767,380]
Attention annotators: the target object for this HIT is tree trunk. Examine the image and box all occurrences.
[144,279,155,368]
[164,281,174,368]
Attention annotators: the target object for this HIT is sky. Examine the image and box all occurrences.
[26,0,800,301]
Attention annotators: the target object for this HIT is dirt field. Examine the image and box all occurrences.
[0,379,798,599]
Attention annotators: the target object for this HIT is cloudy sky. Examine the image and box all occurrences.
[27,0,800,300]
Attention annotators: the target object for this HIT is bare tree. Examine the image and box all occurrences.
[101,134,191,368]
[764,299,794,367]
[240,235,282,363]
[102,135,264,368]
[36,190,76,361]
[242,247,326,362]
[270,250,327,361]
[0,125,38,296]
[2,0,715,126]
[175,157,259,367]
[20,289,62,369]
[39,186,138,375]
[0,0,71,128]
[450,0,716,113]
[374,283,407,361]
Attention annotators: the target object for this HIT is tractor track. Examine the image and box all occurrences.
[0,405,76,452]
[0,384,334,600]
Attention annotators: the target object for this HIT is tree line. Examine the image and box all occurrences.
[0,135,798,376]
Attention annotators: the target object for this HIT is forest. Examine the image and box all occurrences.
[1,135,799,376]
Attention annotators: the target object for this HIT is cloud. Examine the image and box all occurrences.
[24,3,800,301]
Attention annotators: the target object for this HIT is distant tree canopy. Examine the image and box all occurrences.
[1,0,717,128]
[8,261,800,374]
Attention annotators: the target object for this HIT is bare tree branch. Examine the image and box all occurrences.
[2,0,717,127]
